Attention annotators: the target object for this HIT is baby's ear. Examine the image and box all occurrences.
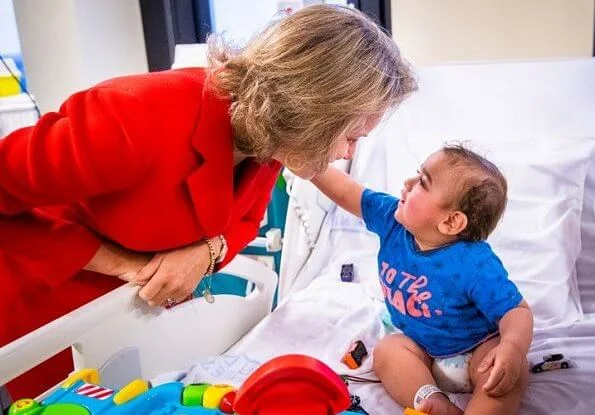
[438,211,468,236]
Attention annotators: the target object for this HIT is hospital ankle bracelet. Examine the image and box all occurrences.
[413,384,447,410]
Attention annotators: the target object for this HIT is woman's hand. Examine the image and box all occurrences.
[84,242,156,282]
[135,240,216,307]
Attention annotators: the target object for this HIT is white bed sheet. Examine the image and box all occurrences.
[165,228,595,414]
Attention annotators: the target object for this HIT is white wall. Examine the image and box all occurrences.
[13,0,148,113]
[211,0,280,45]
[209,0,348,45]
[0,0,21,55]
[391,0,594,66]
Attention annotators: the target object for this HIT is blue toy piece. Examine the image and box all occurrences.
[10,380,228,415]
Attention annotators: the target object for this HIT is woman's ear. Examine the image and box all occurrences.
[438,211,468,236]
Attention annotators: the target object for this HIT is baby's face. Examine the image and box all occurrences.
[394,151,457,237]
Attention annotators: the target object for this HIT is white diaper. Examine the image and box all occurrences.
[432,352,473,393]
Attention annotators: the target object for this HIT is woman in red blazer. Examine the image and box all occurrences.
[0,5,416,398]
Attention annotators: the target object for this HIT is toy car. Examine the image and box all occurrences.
[341,340,368,370]
[531,353,572,373]
[340,264,355,282]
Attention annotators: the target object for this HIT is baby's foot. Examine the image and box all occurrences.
[417,394,463,415]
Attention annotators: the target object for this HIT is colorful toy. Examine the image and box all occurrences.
[531,353,572,373]
[8,368,236,415]
[9,356,368,415]
[341,340,368,370]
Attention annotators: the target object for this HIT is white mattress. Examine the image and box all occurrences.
[157,229,595,414]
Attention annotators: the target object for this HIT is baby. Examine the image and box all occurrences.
[312,143,533,415]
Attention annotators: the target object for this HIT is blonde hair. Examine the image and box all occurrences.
[207,5,417,173]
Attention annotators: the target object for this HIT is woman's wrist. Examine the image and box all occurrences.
[84,242,148,276]
[84,244,111,274]
[84,243,125,275]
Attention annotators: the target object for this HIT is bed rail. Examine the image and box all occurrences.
[0,255,277,388]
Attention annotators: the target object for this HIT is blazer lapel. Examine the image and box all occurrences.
[234,160,282,218]
[185,82,234,237]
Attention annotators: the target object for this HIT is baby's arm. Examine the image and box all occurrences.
[311,165,365,218]
[499,300,533,356]
[480,300,533,396]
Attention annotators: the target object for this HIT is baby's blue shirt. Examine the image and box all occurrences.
[362,189,522,358]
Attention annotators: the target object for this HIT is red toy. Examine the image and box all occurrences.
[234,354,352,415]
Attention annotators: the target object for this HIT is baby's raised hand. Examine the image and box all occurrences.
[478,340,524,397]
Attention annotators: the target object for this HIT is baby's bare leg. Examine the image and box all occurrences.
[373,334,462,415]
[465,337,529,415]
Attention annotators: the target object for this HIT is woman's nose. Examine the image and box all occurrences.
[343,142,357,160]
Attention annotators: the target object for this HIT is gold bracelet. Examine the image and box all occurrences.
[202,237,217,276]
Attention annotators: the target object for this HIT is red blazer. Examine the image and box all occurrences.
[0,69,281,395]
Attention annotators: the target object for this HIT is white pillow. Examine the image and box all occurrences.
[381,133,593,328]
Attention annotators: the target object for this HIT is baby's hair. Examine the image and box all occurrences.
[206,5,417,174]
[441,143,507,241]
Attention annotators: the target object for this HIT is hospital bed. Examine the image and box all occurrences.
[1,56,595,414]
